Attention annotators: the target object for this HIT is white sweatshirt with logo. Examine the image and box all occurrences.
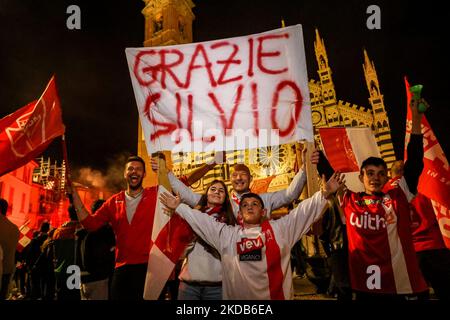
[175,190,327,300]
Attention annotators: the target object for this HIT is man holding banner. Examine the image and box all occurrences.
[68,156,158,300]
[154,152,308,223]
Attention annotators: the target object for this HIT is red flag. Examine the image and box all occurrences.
[0,76,65,176]
[250,176,276,193]
[319,127,381,192]
[16,220,35,253]
[404,78,450,248]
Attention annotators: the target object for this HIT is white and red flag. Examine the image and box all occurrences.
[16,220,35,253]
[319,127,381,192]
[143,185,195,300]
[0,76,65,177]
[404,78,450,248]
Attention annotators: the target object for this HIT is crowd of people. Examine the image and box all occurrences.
[0,198,115,300]
[1,95,449,301]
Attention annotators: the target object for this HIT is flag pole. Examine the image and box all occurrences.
[61,134,73,203]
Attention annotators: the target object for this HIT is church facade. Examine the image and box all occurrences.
[137,0,396,193]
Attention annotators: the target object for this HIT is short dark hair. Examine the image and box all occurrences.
[239,193,264,209]
[40,221,50,233]
[360,157,388,175]
[0,198,8,216]
[233,163,251,177]
[126,155,146,172]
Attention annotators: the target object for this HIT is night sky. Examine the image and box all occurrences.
[1,0,449,177]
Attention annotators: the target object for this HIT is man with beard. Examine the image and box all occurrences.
[68,156,158,300]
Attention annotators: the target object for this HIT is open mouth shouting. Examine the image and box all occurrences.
[129,174,141,185]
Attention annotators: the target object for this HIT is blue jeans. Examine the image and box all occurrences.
[178,281,222,300]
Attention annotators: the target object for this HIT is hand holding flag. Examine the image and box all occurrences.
[404,77,450,248]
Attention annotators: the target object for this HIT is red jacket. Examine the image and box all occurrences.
[81,187,158,268]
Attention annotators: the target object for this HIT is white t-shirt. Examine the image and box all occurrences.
[124,191,143,224]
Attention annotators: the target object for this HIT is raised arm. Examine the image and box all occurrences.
[312,149,347,202]
[159,192,231,252]
[151,158,201,207]
[168,172,202,207]
[66,183,109,231]
[183,163,216,186]
[184,151,225,186]
[66,183,89,222]
[261,148,308,210]
[275,172,344,247]
[403,97,427,194]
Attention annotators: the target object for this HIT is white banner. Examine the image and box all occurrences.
[126,25,313,153]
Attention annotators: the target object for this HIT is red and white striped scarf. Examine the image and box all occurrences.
[231,192,244,226]
[261,220,285,300]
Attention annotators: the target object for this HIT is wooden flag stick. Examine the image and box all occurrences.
[155,152,173,253]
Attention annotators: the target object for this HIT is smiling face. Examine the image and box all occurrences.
[124,160,146,191]
[231,169,251,194]
[206,182,226,207]
[239,196,266,225]
[359,165,388,194]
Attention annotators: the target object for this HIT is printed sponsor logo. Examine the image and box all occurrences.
[237,237,263,254]
[349,211,387,230]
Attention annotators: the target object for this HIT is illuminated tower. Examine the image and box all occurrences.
[138,0,195,187]
[363,50,396,168]
[314,29,340,127]
[309,29,397,169]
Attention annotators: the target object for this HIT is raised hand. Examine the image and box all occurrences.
[321,171,345,199]
[150,158,159,172]
[410,98,428,134]
[151,152,167,172]
[310,149,320,165]
[159,191,181,215]
[212,150,226,165]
